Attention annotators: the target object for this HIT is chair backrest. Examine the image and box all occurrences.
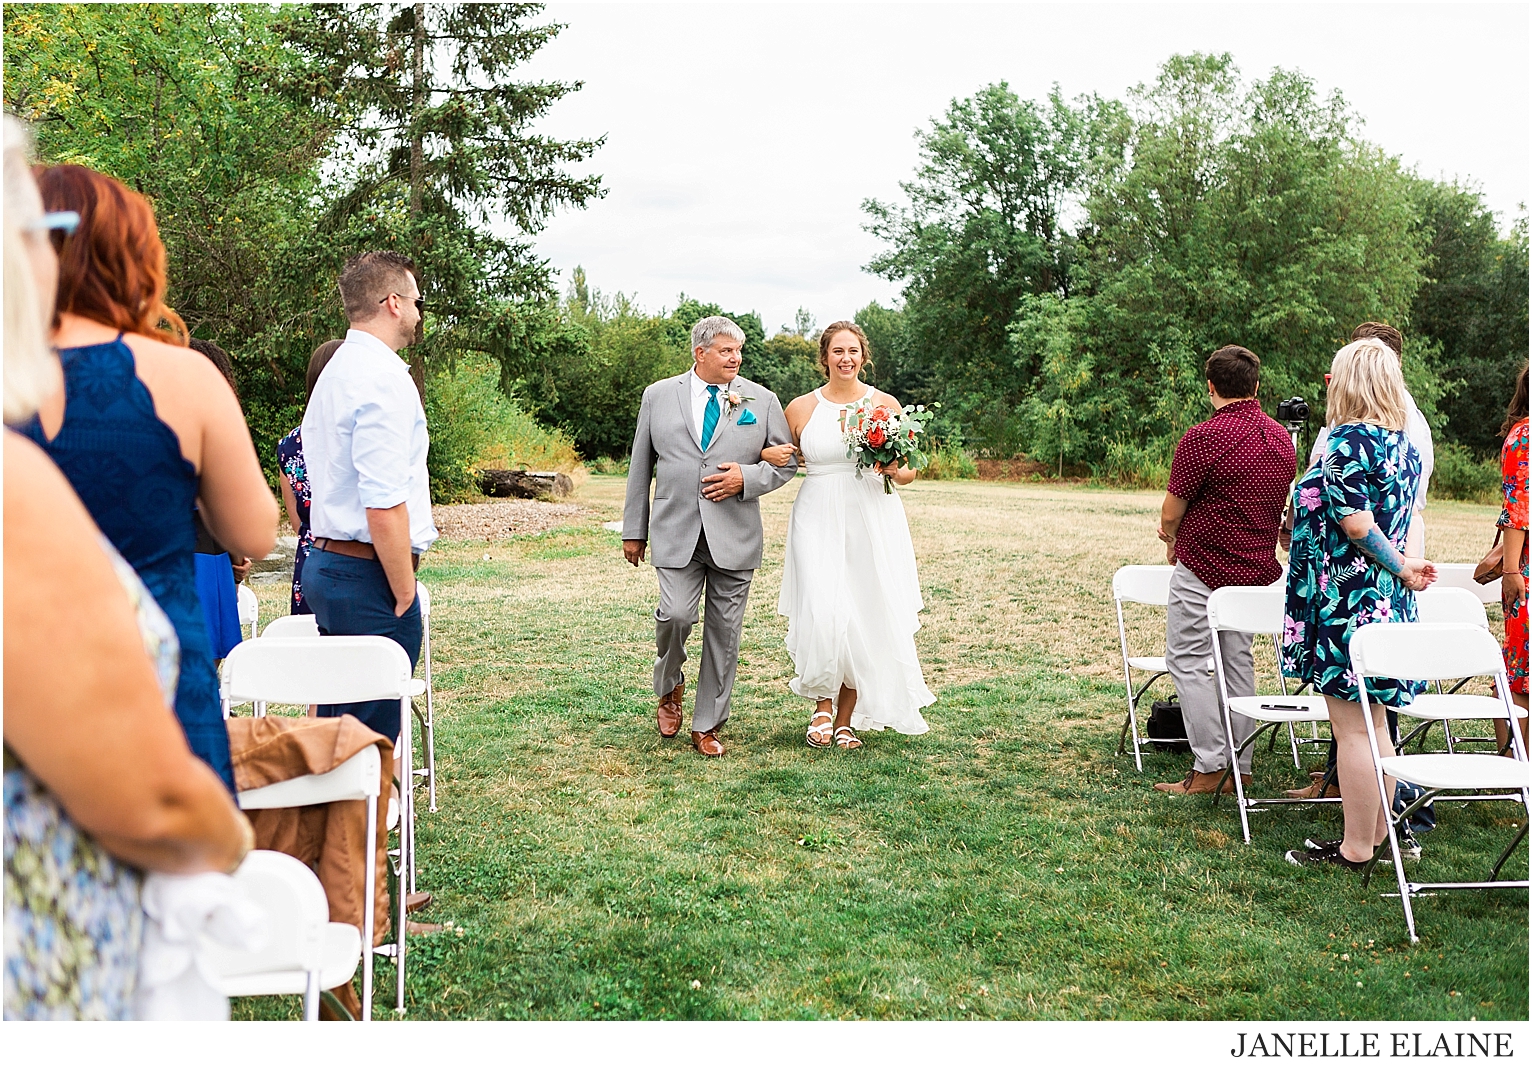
[415,580,431,618]
[202,850,326,979]
[1206,584,1285,636]
[1350,623,1507,684]
[237,584,259,627]
[1113,565,1173,607]
[1433,563,1501,605]
[237,745,381,810]
[1416,586,1490,628]
[259,614,321,639]
[221,636,412,706]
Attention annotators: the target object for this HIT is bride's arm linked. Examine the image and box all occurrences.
[763,394,814,468]
[738,393,798,497]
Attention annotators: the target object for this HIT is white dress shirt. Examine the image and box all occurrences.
[302,328,438,553]
[687,369,726,447]
[1309,389,1433,516]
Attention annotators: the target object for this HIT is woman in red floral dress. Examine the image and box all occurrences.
[1497,365,1528,752]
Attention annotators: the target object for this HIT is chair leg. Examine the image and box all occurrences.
[397,695,410,1014]
[424,621,437,813]
[362,792,376,1022]
[1490,820,1529,882]
[304,970,320,1021]
[1287,722,1300,768]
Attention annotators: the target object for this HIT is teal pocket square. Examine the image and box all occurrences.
[737,408,758,426]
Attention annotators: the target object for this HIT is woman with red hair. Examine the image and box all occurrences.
[20,165,276,790]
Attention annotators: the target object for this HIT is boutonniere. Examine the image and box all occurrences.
[722,391,753,418]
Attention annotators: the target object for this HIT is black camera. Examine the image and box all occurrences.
[1276,396,1310,425]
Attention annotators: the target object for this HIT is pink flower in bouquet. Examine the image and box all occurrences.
[872,406,890,421]
[868,426,886,447]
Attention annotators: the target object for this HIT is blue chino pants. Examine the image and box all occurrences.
[302,548,421,743]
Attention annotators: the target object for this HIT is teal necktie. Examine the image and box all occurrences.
[700,384,721,449]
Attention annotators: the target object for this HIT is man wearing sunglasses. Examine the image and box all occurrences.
[301,251,437,753]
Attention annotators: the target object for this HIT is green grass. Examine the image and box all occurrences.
[234,479,1527,1020]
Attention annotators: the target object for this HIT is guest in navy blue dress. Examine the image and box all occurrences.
[277,339,343,615]
[25,165,277,791]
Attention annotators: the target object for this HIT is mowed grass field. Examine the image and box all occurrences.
[235,476,1527,1021]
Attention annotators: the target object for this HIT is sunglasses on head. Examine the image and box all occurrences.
[24,211,79,236]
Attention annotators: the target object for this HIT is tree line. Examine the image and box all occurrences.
[857,53,1527,493]
[7,13,1522,498]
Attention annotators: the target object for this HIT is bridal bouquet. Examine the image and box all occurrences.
[841,398,937,493]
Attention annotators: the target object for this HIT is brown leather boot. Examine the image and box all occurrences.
[1284,776,1340,799]
[1154,769,1237,794]
[657,683,684,738]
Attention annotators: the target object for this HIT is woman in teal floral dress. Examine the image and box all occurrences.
[1282,338,1437,872]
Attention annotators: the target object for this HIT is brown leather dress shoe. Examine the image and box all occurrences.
[406,891,432,914]
[321,981,363,1021]
[1284,778,1340,800]
[1154,769,1237,795]
[691,729,725,757]
[657,683,684,738]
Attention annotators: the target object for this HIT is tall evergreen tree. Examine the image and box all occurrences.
[280,2,605,393]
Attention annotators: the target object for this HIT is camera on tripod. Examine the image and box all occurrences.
[1276,396,1310,428]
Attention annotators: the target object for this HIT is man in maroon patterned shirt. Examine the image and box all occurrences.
[1154,345,1296,794]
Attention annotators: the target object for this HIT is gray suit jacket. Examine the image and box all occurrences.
[622,373,797,571]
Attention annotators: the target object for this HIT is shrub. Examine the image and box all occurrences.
[1096,436,1174,489]
[1430,441,1501,504]
[921,443,978,480]
[426,357,581,503]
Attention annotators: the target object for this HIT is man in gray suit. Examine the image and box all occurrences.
[622,316,798,756]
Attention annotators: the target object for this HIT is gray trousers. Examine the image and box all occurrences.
[653,530,754,734]
[1166,562,1256,774]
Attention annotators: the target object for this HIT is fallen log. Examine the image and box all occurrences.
[478,469,574,500]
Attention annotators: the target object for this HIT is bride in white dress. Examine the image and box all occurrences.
[764,321,935,749]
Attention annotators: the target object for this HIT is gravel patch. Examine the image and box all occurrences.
[432,499,590,541]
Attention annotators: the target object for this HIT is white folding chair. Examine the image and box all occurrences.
[415,580,438,813]
[221,637,424,1017]
[1432,563,1501,606]
[1404,588,1497,753]
[237,583,259,640]
[1205,584,1333,843]
[1112,565,1181,770]
[259,614,321,639]
[207,849,363,1020]
[1351,623,1531,943]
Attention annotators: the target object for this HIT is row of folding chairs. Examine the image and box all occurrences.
[1113,562,1528,942]
[216,580,440,1018]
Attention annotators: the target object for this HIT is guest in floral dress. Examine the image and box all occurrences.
[276,340,343,615]
[1495,365,1528,753]
[1281,338,1437,873]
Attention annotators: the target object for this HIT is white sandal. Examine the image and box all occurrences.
[806,708,834,748]
[834,726,862,751]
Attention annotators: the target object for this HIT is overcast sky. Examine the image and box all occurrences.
[512,2,1529,338]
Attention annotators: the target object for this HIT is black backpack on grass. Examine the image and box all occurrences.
[1147,698,1191,754]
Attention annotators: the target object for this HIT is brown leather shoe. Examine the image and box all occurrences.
[1154,769,1237,795]
[657,683,684,738]
[406,891,432,914]
[1284,778,1340,800]
[691,729,725,757]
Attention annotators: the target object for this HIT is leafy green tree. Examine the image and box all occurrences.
[4,3,341,468]
[753,333,822,404]
[862,82,1122,451]
[1408,181,1529,455]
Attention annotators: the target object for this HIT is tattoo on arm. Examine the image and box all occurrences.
[1351,524,1406,575]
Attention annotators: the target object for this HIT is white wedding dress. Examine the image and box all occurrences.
[777,386,934,734]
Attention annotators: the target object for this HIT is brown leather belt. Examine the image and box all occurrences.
[314,537,420,572]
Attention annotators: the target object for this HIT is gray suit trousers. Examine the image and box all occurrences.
[1166,562,1256,774]
[654,530,753,734]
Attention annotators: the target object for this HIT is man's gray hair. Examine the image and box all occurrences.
[691,315,745,353]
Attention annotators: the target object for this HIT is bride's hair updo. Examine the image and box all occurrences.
[817,320,874,379]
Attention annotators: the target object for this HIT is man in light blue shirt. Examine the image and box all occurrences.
[301,251,437,746]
